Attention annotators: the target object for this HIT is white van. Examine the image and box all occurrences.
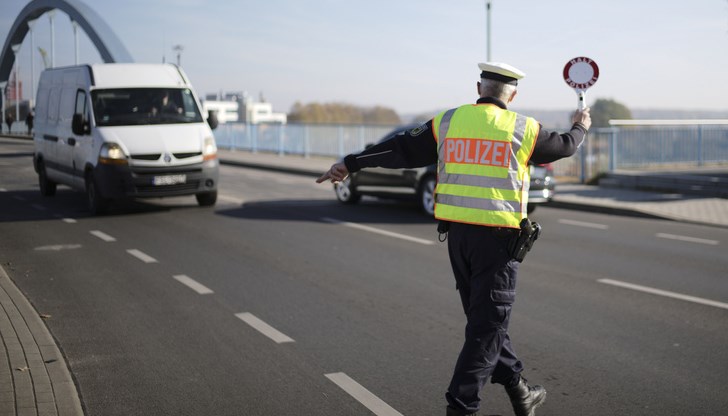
[33,63,219,214]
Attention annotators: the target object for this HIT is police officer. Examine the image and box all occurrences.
[317,62,591,416]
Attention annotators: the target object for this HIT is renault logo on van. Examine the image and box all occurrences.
[163,153,172,163]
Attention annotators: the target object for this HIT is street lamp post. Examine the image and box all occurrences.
[173,45,184,66]
[72,20,79,65]
[28,19,37,109]
[48,10,56,68]
[486,0,492,61]
[11,44,21,129]
[0,82,6,133]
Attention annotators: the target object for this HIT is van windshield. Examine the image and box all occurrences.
[91,88,203,126]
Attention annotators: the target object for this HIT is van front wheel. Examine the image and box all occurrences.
[85,172,109,215]
[196,191,217,207]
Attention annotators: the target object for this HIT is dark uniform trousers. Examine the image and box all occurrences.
[445,221,524,413]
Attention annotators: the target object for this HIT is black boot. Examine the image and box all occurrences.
[505,376,546,416]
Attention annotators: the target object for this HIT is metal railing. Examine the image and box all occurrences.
[214,120,728,182]
[552,120,728,182]
[213,122,398,158]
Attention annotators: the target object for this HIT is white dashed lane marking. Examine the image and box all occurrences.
[90,230,116,242]
[235,312,294,344]
[62,218,77,223]
[126,249,158,263]
[656,233,719,246]
[173,274,214,295]
[558,219,609,230]
[325,372,404,416]
[34,244,83,251]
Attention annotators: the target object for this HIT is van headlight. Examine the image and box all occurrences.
[99,142,128,165]
[203,136,217,161]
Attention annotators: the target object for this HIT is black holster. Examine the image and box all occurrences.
[508,219,542,262]
[437,220,450,242]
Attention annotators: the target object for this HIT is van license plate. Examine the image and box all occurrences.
[153,174,186,186]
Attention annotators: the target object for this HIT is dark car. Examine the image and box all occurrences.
[333,125,555,215]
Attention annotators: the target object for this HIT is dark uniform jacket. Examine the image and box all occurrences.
[344,96,587,173]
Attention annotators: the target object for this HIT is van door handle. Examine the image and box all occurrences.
[67,138,76,146]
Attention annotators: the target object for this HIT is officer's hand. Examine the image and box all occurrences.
[572,108,592,131]
[316,162,349,184]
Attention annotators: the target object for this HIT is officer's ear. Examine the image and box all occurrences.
[477,82,482,96]
[508,89,518,104]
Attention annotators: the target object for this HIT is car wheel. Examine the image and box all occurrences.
[37,160,57,197]
[418,175,436,216]
[334,177,361,204]
[85,172,109,215]
[196,191,217,207]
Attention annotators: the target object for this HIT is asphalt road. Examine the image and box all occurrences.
[1,138,727,415]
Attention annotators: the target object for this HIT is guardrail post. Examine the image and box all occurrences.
[609,128,618,172]
[697,125,703,167]
[304,125,310,159]
[229,124,236,151]
[251,122,257,154]
[579,143,587,183]
[338,125,344,157]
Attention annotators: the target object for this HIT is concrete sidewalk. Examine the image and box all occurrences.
[0,266,83,416]
[217,148,728,228]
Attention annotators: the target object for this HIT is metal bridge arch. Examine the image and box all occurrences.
[0,0,134,85]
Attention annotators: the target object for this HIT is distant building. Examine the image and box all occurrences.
[202,91,286,125]
[6,69,23,102]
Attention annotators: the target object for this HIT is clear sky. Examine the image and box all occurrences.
[2,0,727,117]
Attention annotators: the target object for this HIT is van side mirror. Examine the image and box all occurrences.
[72,113,90,135]
[207,110,219,130]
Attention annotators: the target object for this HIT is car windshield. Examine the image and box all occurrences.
[91,88,203,126]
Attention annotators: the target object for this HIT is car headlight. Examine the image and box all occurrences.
[98,143,128,165]
[203,136,217,161]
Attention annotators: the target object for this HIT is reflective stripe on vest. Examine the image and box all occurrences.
[433,104,539,228]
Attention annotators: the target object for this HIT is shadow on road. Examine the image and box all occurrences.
[216,198,438,225]
[0,188,199,223]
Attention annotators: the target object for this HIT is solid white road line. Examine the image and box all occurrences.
[126,249,158,264]
[0,188,7,192]
[90,230,116,242]
[173,274,214,295]
[558,219,609,230]
[62,218,77,223]
[325,372,404,416]
[656,233,719,246]
[235,312,294,344]
[321,217,435,246]
[598,278,728,310]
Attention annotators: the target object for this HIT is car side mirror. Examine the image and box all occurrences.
[207,110,219,130]
[72,113,90,135]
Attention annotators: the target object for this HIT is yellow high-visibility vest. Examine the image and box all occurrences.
[433,104,540,228]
